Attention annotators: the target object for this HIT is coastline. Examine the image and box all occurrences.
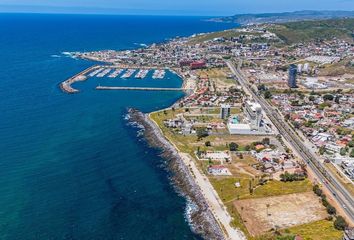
[128,109,226,240]
[128,108,246,240]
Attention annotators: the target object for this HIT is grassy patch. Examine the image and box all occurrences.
[188,30,262,44]
[209,176,313,203]
[282,220,343,240]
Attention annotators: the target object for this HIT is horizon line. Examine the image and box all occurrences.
[0,6,353,17]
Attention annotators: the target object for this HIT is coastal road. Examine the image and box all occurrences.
[180,153,246,240]
[226,60,354,223]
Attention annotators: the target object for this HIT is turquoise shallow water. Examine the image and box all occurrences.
[0,14,237,239]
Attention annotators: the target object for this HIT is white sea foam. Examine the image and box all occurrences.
[184,197,198,229]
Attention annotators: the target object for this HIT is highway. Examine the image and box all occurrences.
[226,60,354,222]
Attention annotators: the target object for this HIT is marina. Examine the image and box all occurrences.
[60,65,175,94]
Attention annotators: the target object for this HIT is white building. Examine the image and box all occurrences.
[244,101,263,130]
[208,165,232,176]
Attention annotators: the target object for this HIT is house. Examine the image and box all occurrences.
[200,151,231,162]
[208,165,231,176]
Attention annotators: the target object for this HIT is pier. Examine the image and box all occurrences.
[96,86,187,91]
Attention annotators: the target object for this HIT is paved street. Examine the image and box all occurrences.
[226,60,354,223]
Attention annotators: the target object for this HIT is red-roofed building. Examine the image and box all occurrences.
[190,60,206,70]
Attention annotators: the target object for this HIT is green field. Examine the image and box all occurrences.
[281,220,343,240]
[209,177,313,203]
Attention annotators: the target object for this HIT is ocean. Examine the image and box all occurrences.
[0,13,237,239]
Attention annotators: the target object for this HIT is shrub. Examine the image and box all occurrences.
[196,128,208,140]
[326,205,337,215]
[229,142,239,152]
[334,216,348,230]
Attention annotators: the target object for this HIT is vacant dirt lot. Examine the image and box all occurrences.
[234,192,327,236]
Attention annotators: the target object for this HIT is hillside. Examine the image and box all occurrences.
[268,18,354,44]
[190,18,354,45]
[211,10,354,25]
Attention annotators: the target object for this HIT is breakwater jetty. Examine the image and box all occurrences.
[96,86,186,91]
[60,65,100,94]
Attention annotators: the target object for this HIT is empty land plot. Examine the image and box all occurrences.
[234,192,327,236]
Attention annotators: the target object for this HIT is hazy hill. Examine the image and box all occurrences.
[211,10,354,25]
[270,18,354,44]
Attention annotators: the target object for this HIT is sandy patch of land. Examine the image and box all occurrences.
[234,192,327,236]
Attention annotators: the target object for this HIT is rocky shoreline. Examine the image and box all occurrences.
[127,108,225,240]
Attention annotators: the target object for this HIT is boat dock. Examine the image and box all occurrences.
[152,69,165,79]
[135,69,149,79]
[60,65,100,94]
[121,69,136,78]
[96,68,111,78]
[108,69,123,78]
[96,86,186,91]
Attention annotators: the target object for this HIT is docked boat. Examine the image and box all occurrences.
[121,69,136,78]
[135,69,149,79]
[96,68,112,78]
[152,69,166,79]
[89,68,104,77]
[108,69,124,78]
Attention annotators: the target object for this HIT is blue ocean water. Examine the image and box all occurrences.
[0,14,237,240]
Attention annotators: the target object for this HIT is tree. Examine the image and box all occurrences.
[309,95,315,102]
[334,216,348,230]
[285,113,290,121]
[258,84,266,91]
[262,138,270,146]
[319,146,326,155]
[229,142,239,152]
[264,90,272,99]
[348,141,354,148]
[205,141,211,147]
[196,128,208,140]
[313,185,323,197]
[340,148,347,156]
[326,204,337,215]
[293,121,301,129]
[323,94,334,101]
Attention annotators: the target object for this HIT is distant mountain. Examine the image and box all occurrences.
[211,10,354,25]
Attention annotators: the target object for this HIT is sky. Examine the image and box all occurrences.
[0,0,353,16]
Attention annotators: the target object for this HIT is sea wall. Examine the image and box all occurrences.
[127,108,225,240]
